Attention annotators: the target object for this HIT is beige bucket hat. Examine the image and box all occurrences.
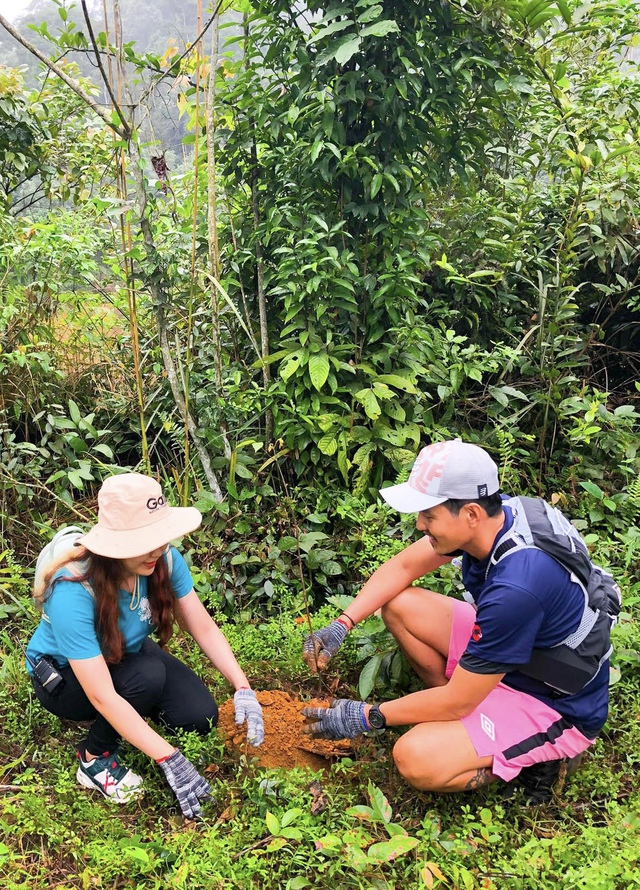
[78,473,202,559]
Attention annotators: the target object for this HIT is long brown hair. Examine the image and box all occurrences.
[37,546,178,664]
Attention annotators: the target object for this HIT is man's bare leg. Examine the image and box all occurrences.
[381,587,456,688]
[392,720,497,792]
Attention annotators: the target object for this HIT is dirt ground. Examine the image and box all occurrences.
[217,689,352,769]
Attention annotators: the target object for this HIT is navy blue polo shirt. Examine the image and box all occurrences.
[459,503,609,738]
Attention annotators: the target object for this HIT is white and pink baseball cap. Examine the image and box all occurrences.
[379,439,499,513]
[79,473,202,558]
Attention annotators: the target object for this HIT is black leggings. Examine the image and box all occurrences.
[32,638,218,755]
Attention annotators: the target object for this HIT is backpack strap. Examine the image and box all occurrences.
[487,496,598,650]
[41,559,94,623]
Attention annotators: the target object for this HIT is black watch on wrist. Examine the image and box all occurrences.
[367,704,387,730]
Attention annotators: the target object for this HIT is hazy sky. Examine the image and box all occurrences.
[1,0,34,22]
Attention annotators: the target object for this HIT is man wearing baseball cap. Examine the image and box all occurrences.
[302,439,612,801]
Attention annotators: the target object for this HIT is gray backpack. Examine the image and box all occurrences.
[488,496,621,695]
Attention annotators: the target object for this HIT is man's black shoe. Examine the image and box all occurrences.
[505,754,583,805]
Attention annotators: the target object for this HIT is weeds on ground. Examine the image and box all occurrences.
[1,552,639,889]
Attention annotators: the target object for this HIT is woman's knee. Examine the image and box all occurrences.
[111,652,167,703]
[189,697,219,735]
[160,695,218,736]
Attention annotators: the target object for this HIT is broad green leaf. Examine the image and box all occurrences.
[280,351,303,381]
[265,811,280,835]
[355,388,381,420]
[376,374,419,394]
[359,20,399,38]
[357,4,383,23]
[359,653,382,699]
[370,172,383,198]
[337,438,350,484]
[499,386,529,401]
[345,804,375,821]
[367,835,419,862]
[334,36,362,65]
[386,821,408,837]
[488,386,509,407]
[68,399,81,425]
[298,531,329,552]
[309,19,354,45]
[281,808,303,827]
[372,423,406,446]
[310,139,324,162]
[314,834,341,851]
[67,470,84,489]
[368,781,393,823]
[309,353,330,391]
[93,443,114,458]
[318,434,338,456]
[266,837,288,851]
[579,480,604,499]
[288,878,310,890]
[372,382,395,400]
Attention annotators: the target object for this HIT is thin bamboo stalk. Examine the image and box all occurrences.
[205,8,231,459]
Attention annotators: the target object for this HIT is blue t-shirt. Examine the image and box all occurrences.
[26,546,194,670]
[459,504,609,738]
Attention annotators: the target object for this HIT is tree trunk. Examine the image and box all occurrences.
[244,14,272,446]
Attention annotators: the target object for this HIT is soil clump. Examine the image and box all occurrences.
[217,689,352,769]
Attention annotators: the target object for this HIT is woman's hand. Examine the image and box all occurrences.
[156,748,211,819]
[233,688,265,746]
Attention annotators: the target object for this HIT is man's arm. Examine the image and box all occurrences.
[346,534,452,625]
[366,665,504,726]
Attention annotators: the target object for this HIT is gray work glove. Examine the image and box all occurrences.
[234,688,265,747]
[302,699,368,740]
[302,620,348,671]
[156,748,211,819]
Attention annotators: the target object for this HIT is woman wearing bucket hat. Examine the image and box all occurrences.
[26,473,264,819]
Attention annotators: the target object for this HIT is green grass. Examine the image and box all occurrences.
[1,602,639,889]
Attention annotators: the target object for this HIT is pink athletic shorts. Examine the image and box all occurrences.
[448,599,596,781]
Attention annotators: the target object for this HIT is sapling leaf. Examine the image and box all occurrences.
[265,811,280,834]
[359,654,382,699]
[367,835,419,861]
[266,837,288,851]
[345,805,375,821]
[281,808,303,827]
[368,781,392,823]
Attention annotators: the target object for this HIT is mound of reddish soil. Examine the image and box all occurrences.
[217,689,352,770]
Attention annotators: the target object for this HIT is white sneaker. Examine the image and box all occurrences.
[76,747,144,803]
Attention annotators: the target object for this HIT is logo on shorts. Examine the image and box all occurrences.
[480,713,495,741]
[472,623,482,642]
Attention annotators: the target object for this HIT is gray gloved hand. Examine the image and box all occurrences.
[302,620,348,671]
[302,698,368,740]
[234,688,265,747]
[156,748,211,819]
